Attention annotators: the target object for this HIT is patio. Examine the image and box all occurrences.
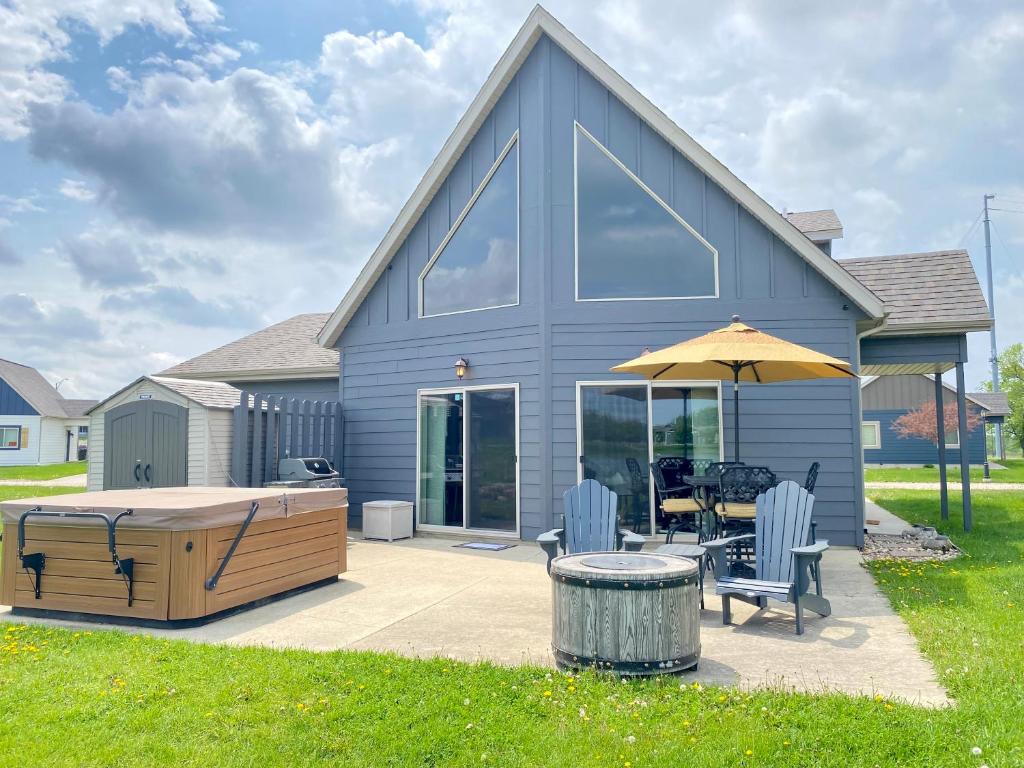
[2,527,948,707]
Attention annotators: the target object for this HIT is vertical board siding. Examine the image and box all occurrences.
[0,378,38,415]
[336,34,866,544]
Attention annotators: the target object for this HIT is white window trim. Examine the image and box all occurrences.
[861,421,881,450]
[573,121,720,303]
[417,132,520,319]
[575,379,724,537]
[0,425,22,450]
[414,383,520,538]
[942,430,960,449]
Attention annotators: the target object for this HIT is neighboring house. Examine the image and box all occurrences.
[159,313,339,401]
[0,359,97,466]
[313,7,989,545]
[861,374,990,465]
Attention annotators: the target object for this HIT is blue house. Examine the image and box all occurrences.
[862,374,991,466]
[316,7,992,544]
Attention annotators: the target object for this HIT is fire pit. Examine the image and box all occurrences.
[549,552,700,675]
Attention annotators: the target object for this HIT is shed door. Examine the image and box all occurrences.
[103,400,188,490]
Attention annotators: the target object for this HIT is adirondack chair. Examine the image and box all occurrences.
[537,479,646,573]
[703,480,830,635]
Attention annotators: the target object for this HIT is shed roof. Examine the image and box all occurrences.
[88,376,246,415]
[967,391,1010,417]
[0,358,98,418]
[840,250,991,335]
[785,209,843,241]
[160,314,338,382]
[316,7,885,348]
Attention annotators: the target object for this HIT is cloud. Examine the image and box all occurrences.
[60,229,157,287]
[0,0,221,140]
[0,193,44,214]
[0,293,102,344]
[0,238,20,264]
[58,178,96,202]
[28,67,343,239]
[101,285,260,329]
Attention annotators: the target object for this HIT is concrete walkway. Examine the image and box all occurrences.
[0,474,87,487]
[866,481,1024,491]
[1,532,948,706]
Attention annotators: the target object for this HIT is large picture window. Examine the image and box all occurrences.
[419,135,519,317]
[1,426,22,450]
[574,123,718,301]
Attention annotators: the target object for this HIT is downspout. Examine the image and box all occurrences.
[854,314,889,548]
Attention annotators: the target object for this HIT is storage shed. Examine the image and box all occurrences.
[87,376,244,491]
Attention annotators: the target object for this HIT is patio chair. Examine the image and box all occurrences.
[704,480,830,635]
[624,457,649,533]
[804,461,820,494]
[652,458,705,542]
[537,479,646,573]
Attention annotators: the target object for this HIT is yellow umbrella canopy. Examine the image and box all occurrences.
[611,316,857,461]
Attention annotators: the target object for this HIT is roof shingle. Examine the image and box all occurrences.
[840,250,992,332]
[0,359,98,418]
[967,391,1010,417]
[159,313,338,380]
[785,209,843,239]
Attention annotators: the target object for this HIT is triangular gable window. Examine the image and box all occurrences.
[420,136,519,317]
[575,123,718,300]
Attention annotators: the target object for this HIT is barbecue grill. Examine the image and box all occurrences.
[278,457,342,488]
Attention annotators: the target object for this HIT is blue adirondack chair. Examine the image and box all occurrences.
[537,479,646,572]
[703,480,830,635]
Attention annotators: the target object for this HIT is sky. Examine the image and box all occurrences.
[1,0,1022,400]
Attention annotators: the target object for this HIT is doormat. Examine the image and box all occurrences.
[454,542,516,551]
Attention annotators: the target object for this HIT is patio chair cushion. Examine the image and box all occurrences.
[662,498,701,514]
[714,502,757,519]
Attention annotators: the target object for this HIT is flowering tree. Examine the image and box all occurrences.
[892,400,983,444]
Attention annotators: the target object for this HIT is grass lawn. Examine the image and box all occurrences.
[0,492,1021,766]
[0,486,84,503]
[865,457,1024,483]
[0,461,86,481]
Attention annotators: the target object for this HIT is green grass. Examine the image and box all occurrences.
[0,486,84,503]
[865,457,1024,483]
[0,461,86,481]
[1,492,1022,766]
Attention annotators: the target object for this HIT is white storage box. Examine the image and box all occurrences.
[362,499,414,542]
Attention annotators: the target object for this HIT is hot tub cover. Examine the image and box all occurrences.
[1,486,348,531]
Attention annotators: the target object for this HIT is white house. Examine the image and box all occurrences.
[0,359,97,466]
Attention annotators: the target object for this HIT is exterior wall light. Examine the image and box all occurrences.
[454,357,469,380]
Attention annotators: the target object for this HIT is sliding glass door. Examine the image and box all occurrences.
[578,382,722,535]
[418,386,518,533]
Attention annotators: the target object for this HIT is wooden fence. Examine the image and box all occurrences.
[229,392,344,487]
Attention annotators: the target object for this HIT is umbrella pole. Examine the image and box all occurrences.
[732,364,741,463]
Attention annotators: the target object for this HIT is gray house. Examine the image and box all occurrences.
[316,7,991,544]
[160,313,339,401]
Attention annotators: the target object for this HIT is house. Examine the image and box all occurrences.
[158,313,339,401]
[860,374,991,465]
[0,359,97,466]
[314,6,991,544]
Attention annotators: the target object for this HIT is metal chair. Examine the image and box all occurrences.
[624,457,649,533]
[804,461,820,494]
[716,465,776,567]
[651,457,702,542]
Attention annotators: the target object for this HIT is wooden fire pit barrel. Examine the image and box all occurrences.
[550,552,700,675]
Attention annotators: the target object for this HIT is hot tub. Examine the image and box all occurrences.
[1,486,348,626]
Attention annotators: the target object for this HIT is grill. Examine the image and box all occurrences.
[277,457,342,488]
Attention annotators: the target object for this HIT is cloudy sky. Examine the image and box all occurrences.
[1,0,1022,399]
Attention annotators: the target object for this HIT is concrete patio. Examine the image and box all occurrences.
[2,527,948,707]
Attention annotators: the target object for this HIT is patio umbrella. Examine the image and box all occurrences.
[611,315,857,462]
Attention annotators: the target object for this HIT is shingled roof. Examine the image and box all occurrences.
[968,391,1011,417]
[840,250,992,334]
[160,314,338,381]
[785,209,843,241]
[0,359,97,418]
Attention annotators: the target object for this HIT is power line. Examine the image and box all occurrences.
[989,207,1024,214]
[957,208,984,247]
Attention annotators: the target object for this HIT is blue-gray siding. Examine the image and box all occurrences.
[0,378,37,416]
[337,34,868,544]
[864,409,986,465]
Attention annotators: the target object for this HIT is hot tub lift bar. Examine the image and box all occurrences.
[17,507,137,606]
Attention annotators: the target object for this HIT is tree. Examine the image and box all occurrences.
[892,400,983,444]
[994,343,1024,454]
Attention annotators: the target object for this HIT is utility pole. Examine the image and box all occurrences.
[983,193,1003,460]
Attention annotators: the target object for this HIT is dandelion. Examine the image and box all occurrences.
[465,723,474,730]
[543,690,552,697]
[971,747,983,756]
[463,698,471,706]
[568,685,576,693]
[579,707,587,718]
[745,749,754,756]
[624,735,636,744]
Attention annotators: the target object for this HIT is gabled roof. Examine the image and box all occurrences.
[785,209,843,242]
[968,391,1010,417]
[88,376,247,415]
[160,313,338,382]
[317,5,885,348]
[841,250,991,335]
[860,373,993,411]
[0,358,98,418]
